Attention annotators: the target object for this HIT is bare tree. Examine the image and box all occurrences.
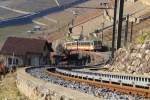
[55,43,65,56]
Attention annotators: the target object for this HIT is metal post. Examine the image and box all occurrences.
[77,40,79,51]
[102,22,104,45]
[117,0,124,49]
[111,0,118,58]
[12,52,14,66]
[124,14,129,46]
[130,21,133,42]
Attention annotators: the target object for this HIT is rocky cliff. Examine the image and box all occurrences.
[106,33,150,74]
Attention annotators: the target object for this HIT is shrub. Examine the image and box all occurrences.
[136,33,149,44]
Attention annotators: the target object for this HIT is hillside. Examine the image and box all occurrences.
[105,33,150,74]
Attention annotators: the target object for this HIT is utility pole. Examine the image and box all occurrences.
[117,0,125,49]
[101,22,104,45]
[111,0,118,58]
[124,14,129,46]
[130,21,133,42]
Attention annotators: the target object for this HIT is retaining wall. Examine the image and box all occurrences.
[16,68,100,100]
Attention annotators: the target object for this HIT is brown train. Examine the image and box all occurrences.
[64,40,102,51]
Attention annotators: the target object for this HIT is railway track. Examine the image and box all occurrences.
[26,67,150,100]
[47,68,150,98]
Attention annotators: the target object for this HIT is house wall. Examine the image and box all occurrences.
[25,54,40,66]
[25,54,49,66]
[1,53,50,67]
[2,55,23,67]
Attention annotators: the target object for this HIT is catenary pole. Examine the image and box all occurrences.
[111,0,118,58]
[117,0,125,49]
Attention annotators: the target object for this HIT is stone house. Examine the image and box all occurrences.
[0,37,53,67]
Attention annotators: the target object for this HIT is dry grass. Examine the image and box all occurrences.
[0,72,29,100]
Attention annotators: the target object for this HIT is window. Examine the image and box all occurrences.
[134,77,136,81]
[8,58,12,65]
[16,59,19,65]
[127,76,129,80]
[148,78,150,82]
[124,76,126,79]
[145,78,147,82]
[142,78,144,81]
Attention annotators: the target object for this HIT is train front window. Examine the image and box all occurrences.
[94,41,97,45]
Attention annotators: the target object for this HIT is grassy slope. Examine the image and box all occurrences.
[0,73,29,100]
[0,23,35,48]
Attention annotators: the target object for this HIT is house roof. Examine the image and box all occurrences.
[0,37,49,56]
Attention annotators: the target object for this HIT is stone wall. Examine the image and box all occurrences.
[16,68,100,100]
[105,36,150,74]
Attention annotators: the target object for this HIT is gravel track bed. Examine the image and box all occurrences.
[27,67,149,100]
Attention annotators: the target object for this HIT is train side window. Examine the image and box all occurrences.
[145,78,147,82]
[123,76,125,79]
[117,75,118,78]
[148,78,150,82]
[134,77,136,81]
[120,76,122,79]
[110,75,112,78]
[139,77,141,81]
[124,76,126,80]
[136,77,138,81]
[116,75,118,78]
[109,75,110,78]
[142,78,144,81]
[127,76,129,80]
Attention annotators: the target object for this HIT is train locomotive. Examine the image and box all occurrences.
[64,40,102,51]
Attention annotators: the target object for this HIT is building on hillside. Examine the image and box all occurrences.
[0,37,53,67]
